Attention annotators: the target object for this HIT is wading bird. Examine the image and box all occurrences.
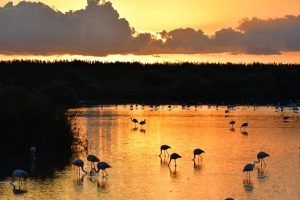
[87,155,100,171]
[243,161,258,180]
[229,121,236,129]
[168,153,182,166]
[130,118,139,127]
[256,152,270,167]
[159,145,171,157]
[139,119,146,128]
[10,169,28,191]
[240,123,248,132]
[73,159,88,175]
[283,116,290,122]
[96,162,111,177]
[193,148,205,162]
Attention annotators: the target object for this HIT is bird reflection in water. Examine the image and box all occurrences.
[257,167,268,181]
[75,175,85,185]
[131,127,138,132]
[193,160,203,169]
[168,165,178,176]
[243,179,254,192]
[241,131,248,136]
[97,176,108,188]
[139,128,146,133]
[160,157,168,165]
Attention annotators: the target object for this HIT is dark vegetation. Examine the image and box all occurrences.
[1,60,299,106]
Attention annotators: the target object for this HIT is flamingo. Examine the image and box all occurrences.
[139,119,146,128]
[159,145,171,157]
[283,116,290,122]
[243,161,258,180]
[95,162,111,177]
[256,152,270,167]
[73,159,88,175]
[87,155,100,171]
[168,153,182,166]
[229,121,235,129]
[10,169,28,191]
[225,198,234,200]
[240,123,248,132]
[193,148,205,162]
[130,118,139,127]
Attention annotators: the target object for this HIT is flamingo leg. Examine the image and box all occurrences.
[159,150,162,157]
[175,160,177,167]
[104,170,108,176]
[263,159,266,167]
[168,159,172,166]
[193,154,196,161]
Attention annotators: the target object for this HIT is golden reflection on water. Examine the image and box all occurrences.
[1,105,300,200]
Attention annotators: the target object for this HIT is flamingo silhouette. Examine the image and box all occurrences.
[229,121,235,129]
[193,148,205,162]
[10,169,28,191]
[87,155,100,173]
[243,161,258,180]
[256,152,270,168]
[283,116,290,122]
[130,118,139,127]
[95,162,111,177]
[168,153,182,166]
[139,119,146,128]
[240,123,248,132]
[159,145,171,157]
[73,159,88,175]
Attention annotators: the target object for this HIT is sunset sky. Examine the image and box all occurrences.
[0,0,300,62]
[2,0,300,34]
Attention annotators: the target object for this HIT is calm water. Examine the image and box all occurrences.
[1,105,300,200]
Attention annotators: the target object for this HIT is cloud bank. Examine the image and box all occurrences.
[0,1,300,55]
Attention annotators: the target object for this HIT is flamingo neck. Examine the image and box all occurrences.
[81,166,88,174]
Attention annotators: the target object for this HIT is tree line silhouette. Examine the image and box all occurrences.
[1,60,299,106]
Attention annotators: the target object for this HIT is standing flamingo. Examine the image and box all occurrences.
[139,119,146,128]
[159,145,171,157]
[95,162,111,177]
[10,169,29,191]
[240,123,248,132]
[256,152,270,168]
[193,148,205,162]
[73,159,88,175]
[243,161,258,180]
[229,121,236,129]
[130,118,139,127]
[168,153,182,166]
[87,155,100,172]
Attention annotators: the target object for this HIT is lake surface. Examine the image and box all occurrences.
[1,105,300,200]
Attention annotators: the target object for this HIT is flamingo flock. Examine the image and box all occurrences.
[8,104,299,200]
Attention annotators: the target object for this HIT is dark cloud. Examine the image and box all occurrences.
[0,1,300,55]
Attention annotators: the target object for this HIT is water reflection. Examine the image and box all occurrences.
[1,105,300,200]
[243,180,254,192]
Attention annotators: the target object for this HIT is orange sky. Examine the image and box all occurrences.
[1,0,300,34]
